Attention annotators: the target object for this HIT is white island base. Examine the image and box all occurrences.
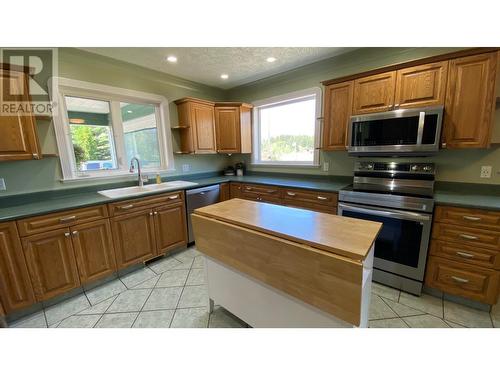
[204,247,374,328]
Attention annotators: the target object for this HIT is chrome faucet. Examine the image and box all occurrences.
[129,157,144,187]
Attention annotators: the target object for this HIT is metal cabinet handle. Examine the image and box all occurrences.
[72,231,78,236]
[64,232,70,237]
[245,187,252,191]
[154,211,158,215]
[287,192,296,196]
[456,251,474,259]
[120,204,134,210]
[451,276,469,284]
[59,215,77,223]
[266,190,277,194]
[149,212,153,216]
[459,234,478,240]
[168,195,179,200]
[463,216,481,222]
[317,196,328,201]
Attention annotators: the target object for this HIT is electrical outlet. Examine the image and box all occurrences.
[182,164,191,173]
[480,166,492,178]
[0,178,5,191]
[323,162,329,172]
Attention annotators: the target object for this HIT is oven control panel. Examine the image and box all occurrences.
[355,161,435,174]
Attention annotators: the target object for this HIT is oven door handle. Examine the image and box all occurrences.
[338,203,431,222]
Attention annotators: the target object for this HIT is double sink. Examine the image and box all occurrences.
[98,180,199,199]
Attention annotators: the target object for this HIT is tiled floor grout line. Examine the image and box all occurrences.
[169,256,199,327]
[92,294,120,328]
[130,274,162,328]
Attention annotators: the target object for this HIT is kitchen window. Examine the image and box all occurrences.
[51,78,174,181]
[252,87,321,166]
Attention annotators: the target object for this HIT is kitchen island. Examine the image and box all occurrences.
[192,198,382,327]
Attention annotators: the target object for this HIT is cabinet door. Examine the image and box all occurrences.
[71,219,116,285]
[443,52,497,149]
[0,222,36,313]
[220,183,230,201]
[0,69,41,161]
[230,182,242,199]
[153,203,187,255]
[322,81,354,150]
[394,61,448,109]
[353,71,396,114]
[215,107,240,153]
[191,103,216,154]
[111,209,156,269]
[22,229,80,302]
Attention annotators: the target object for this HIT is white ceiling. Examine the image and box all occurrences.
[80,47,355,89]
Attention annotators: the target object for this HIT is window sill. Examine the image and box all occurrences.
[250,163,320,169]
[60,167,176,183]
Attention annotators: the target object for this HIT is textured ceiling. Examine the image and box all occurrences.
[80,47,355,89]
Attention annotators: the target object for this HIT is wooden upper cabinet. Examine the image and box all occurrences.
[174,98,216,154]
[71,219,116,285]
[153,202,187,255]
[394,61,448,109]
[352,71,396,114]
[0,68,41,161]
[22,229,81,302]
[111,209,157,269]
[0,221,36,314]
[443,52,498,149]
[214,103,252,154]
[322,81,354,150]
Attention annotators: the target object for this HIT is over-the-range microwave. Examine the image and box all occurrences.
[347,105,444,156]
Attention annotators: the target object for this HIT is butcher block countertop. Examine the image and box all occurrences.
[194,198,382,262]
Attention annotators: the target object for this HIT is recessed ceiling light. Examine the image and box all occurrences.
[166,56,177,63]
[220,74,229,79]
[266,57,277,63]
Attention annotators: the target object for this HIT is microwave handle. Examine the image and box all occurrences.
[416,111,425,145]
[338,203,431,222]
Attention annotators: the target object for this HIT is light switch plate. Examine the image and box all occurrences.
[480,166,492,178]
[182,164,191,172]
[323,162,329,172]
[0,178,5,191]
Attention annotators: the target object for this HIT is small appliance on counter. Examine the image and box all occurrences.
[224,166,236,176]
[235,162,246,176]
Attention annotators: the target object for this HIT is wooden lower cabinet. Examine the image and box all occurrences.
[22,229,81,302]
[220,183,230,201]
[154,203,187,255]
[111,209,157,269]
[0,222,36,313]
[230,182,242,198]
[425,256,500,304]
[71,219,116,284]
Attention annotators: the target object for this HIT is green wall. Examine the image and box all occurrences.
[227,47,500,185]
[0,48,232,196]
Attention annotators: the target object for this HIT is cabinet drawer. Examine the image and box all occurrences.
[241,191,282,204]
[17,205,108,237]
[241,183,281,197]
[429,240,500,269]
[432,222,500,250]
[108,191,184,216]
[425,256,500,304]
[434,205,500,231]
[282,188,337,213]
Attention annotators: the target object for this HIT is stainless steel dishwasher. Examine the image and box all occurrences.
[186,184,220,243]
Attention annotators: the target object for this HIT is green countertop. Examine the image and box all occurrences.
[0,173,499,222]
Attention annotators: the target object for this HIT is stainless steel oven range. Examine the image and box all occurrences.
[338,161,435,295]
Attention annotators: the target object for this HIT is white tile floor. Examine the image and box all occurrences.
[8,245,500,328]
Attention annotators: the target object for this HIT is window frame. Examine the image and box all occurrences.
[251,87,322,167]
[50,78,174,181]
